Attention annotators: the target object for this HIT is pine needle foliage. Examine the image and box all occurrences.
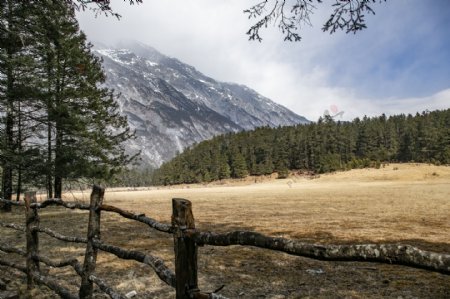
[152,109,450,185]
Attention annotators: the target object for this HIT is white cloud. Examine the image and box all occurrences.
[77,0,450,122]
[368,89,450,117]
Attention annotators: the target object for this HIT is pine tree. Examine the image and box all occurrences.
[151,109,450,185]
[1,0,135,203]
[0,0,17,209]
[0,1,41,209]
[218,154,231,179]
[38,1,134,197]
[231,151,248,179]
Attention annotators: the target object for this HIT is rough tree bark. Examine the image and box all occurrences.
[187,230,450,275]
[92,239,176,288]
[24,191,40,289]
[100,204,172,233]
[0,257,77,299]
[35,254,126,299]
[79,185,104,299]
[172,198,198,299]
[1,221,177,288]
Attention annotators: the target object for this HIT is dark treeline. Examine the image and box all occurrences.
[0,1,134,210]
[152,109,450,185]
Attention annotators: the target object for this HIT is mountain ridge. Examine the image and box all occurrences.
[94,42,309,167]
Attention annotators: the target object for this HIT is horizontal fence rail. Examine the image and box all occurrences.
[0,197,172,233]
[187,230,450,274]
[0,187,449,299]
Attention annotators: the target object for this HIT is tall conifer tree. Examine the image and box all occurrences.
[38,0,134,198]
[1,0,134,205]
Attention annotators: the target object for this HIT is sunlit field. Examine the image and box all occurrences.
[1,163,449,298]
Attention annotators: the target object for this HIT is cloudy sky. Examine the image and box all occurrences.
[77,0,450,121]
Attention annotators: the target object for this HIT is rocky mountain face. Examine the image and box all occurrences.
[95,42,309,168]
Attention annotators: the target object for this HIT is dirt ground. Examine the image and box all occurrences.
[1,163,449,298]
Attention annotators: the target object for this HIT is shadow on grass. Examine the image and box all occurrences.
[1,206,450,298]
[185,220,450,299]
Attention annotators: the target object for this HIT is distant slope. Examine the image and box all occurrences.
[152,109,450,185]
[95,42,308,167]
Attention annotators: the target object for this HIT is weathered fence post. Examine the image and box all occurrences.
[25,191,39,290]
[79,185,105,299]
[172,198,198,299]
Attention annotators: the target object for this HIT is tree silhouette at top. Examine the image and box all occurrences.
[245,0,387,41]
[70,0,386,42]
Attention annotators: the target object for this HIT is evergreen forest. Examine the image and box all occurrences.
[0,1,134,211]
[152,109,450,185]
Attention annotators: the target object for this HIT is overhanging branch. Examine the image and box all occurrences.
[244,0,386,41]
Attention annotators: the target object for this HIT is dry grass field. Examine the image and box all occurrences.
[1,163,450,298]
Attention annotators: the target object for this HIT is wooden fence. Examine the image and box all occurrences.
[0,186,449,299]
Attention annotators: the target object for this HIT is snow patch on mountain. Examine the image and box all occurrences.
[95,42,309,168]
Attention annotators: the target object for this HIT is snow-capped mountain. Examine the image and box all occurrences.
[95,42,309,167]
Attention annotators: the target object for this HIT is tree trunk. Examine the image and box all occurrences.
[47,120,53,199]
[1,0,15,212]
[1,166,12,211]
[53,126,62,199]
[46,45,53,199]
[25,192,40,289]
[15,167,21,202]
[54,175,62,199]
[2,107,14,211]
[15,100,22,202]
[53,46,62,199]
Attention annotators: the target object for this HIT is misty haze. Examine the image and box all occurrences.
[1,1,449,298]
